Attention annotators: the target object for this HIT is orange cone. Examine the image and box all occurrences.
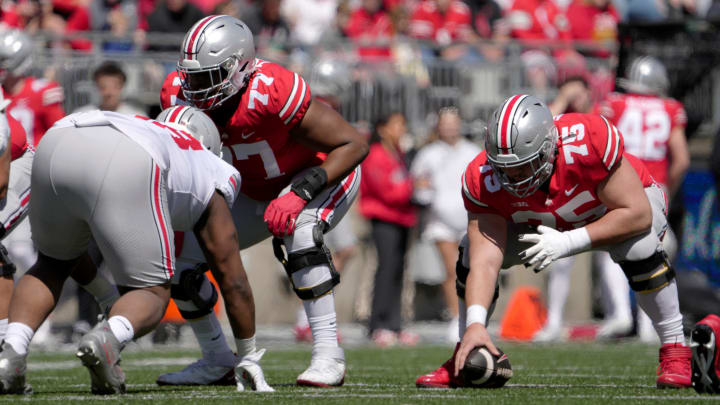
[161,270,223,323]
[499,286,547,341]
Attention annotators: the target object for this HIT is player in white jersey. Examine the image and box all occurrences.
[0,108,272,395]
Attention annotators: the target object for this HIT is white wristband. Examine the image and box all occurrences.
[564,227,592,257]
[466,304,488,327]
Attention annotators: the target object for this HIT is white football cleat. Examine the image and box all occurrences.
[296,347,345,387]
[533,324,563,342]
[596,317,633,339]
[156,354,237,386]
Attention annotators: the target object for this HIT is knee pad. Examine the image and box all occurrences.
[0,244,15,278]
[455,245,499,309]
[272,226,339,300]
[170,263,218,319]
[619,250,676,294]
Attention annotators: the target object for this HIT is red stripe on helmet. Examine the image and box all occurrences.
[498,95,523,151]
[168,106,184,123]
[185,15,218,60]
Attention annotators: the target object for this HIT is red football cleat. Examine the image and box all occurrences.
[691,314,720,394]
[657,343,692,388]
[416,343,464,388]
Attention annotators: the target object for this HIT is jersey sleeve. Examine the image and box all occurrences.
[461,155,498,215]
[264,63,312,128]
[667,99,687,129]
[8,114,27,160]
[160,71,185,109]
[40,82,66,133]
[215,167,242,209]
[586,114,624,173]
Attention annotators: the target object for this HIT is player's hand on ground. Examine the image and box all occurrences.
[519,225,570,273]
[263,192,308,237]
[454,323,500,377]
[235,348,275,392]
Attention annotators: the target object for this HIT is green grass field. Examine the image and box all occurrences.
[3,342,717,404]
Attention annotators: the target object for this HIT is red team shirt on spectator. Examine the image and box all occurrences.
[161,59,321,201]
[508,0,571,42]
[409,0,474,44]
[6,77,65,147]
[596,92,686,187]
[344,7,394,60]
[462,113,653,231]
[565,0,619,42]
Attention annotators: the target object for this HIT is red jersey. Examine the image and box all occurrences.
[408,0,473,44]
[161,59,319,201]
[596,92,686,187]
[344,8,394,60]
[508,0,570,42]
[462,113,653,231]
[8,113,28,160]
[6,77,65,147]
[565,0,619,43]
[359,143,417,227]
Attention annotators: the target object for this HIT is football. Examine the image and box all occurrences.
[460,346,513,388]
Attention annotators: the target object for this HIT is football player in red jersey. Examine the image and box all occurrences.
[416,95,691,389]
[597,56,690,341]
[157,15,368,387]
[0,92,66,347]
[0,30,65,149]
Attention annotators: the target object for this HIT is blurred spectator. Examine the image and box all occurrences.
[714,125,720,198]
[508,0,571,92]
[344,0,394,61]
[360,111,419,347]
[281,0,338,47]
[66,0,140,52]
[466,0,508,62]
[566,0,619,57]
[549,75,593,115]
[410,107,481,343]
[243,0,292,61]
[317,0,352,51]
[408,0,478,61]
[189,0,227,13]
[74,61,145,115]
[0,2,21,29]
[147,0,205,34]
[15,0,67,37]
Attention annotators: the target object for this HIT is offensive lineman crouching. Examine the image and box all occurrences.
[0,108,271,394]
[416,95,691,389]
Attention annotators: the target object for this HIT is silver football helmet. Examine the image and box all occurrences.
[0,30,33,83]
[156,106,222,156]
[617,56,669,96]
[177,15,256,110]
[309,58,352,100]
[485,94,558,198]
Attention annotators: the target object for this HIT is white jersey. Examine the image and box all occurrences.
[50,110,241,231]
[411,138,481,232]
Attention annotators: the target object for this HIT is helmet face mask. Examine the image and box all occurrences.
[177,15,256,110]
[485,95,558,198]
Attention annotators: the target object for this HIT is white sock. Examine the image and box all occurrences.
[458,298,467,339]
[188,313,233,358]
[81,273,120,314]
[108,315,134,345]
[0,318,7,340]
[546,257,572,329]
[598,253,631,321]
[304,293,338,348]
[635,279,685,346]
[4,322,34,355]
[296,306,309,328]
[235,335,256,358]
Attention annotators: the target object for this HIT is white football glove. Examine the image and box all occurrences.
[235,348,275,392]
[519,225,591,273]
